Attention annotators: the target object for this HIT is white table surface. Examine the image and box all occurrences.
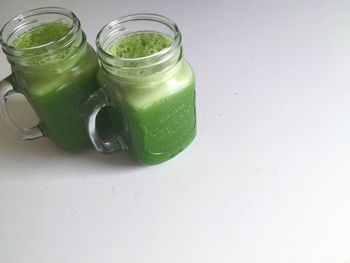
[1,0,350,262]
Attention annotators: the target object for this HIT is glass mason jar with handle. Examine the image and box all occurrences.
[0,7,101,151]
[86,14,197,164]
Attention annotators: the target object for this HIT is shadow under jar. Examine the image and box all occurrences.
[0,7,101,151]
[87,14,197,164]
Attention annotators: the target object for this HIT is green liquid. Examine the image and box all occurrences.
[106,32,171,58]
[12,22,71,48]
[100,32,196,164]
[12,23,101,151]
[126,81,196,164]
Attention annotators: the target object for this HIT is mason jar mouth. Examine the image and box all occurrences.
[96,13,182,75]
[0,7,81,57]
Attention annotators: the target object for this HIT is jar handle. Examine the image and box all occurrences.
[0,76,44,140]
[85,88,127,154]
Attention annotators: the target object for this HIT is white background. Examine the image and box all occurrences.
[1,0,350,262]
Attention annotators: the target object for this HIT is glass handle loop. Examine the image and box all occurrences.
[0,77,43,140]
[85,88,125,154]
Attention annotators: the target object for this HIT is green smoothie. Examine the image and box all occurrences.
[106,31,172,58]
[12,22,71,48]
[11,22,100,151]
[99,31,196,164]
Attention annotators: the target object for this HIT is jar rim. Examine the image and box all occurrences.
[96,13,182,65]
[0,7,80,54]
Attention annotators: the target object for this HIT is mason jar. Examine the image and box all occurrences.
[0,7,101,151]
[86,14,197,164]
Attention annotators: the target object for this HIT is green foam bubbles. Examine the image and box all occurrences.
[12,22,71,49]
[106,31,172,59]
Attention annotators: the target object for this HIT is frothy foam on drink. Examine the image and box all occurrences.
[12,22,71,48]
[106,31,172,59]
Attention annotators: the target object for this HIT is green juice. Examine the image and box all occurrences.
[11,22,72,48]
[11,22,100,151]
[99,32,196,164]
[105,31,172,58]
